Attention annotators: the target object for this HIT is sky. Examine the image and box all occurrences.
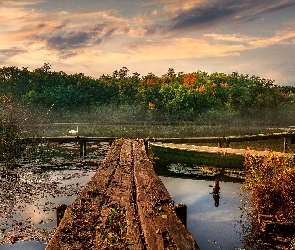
[0,0,295,85]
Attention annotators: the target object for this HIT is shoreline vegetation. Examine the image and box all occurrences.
[242,152,295,249]
[0,63,295,136]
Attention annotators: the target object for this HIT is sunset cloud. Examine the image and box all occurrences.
[0,0,294,85]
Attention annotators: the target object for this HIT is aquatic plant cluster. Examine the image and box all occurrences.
[101,205,128,249]
[0,143,110,246]
[242,152,295,248]
[1,64,295,124]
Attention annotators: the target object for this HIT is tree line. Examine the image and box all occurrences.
[1,63,295,122]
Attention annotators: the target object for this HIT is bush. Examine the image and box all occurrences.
[244,152,295,223]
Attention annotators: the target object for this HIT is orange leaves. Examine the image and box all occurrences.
[1,95,10,102]
[183,73,197,88]
[198,85,206,92]
[220,82,229,88]
[146,78,158,86]
[211,83,217,89]
[182,74,221,95]
[148,102,155,109]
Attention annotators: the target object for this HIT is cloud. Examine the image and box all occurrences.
[170,1,237,30]
[122,36,245,61]
[37,24,119,54]
[168,0,295,32]
[0,0,45,7]
[0,4,129,57]
[259,1,295,14]
[46,31,92,50]
[0,48,27,64]
[204,29,295,50]
[122,27,295,63]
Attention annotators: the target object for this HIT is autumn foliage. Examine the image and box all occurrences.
[244,152,295,223]
[0,64,295,123]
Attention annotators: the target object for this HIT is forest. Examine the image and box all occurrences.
[1,63,295,125]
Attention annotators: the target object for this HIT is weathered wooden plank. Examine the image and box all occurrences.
[133,140,199,250]
[148,133,294,144]
[46,139,199,250]
[19,132,294,145]
[46,139,123,249]
[99,139,144,249]
[149,142,293,168]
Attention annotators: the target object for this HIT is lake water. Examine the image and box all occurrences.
[0,142,110,249]
[159,176,245,250]
[0,142,247,249]
[153,159,246,250]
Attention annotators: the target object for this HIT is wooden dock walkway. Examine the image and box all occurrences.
[46,139,198,250]
[149,142,294,169]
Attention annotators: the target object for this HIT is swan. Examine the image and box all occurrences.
[69,126,78,135]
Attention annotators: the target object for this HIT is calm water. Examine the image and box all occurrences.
[0,142,110,249]
[0,241,46,250]
[159,176,244,250]
[0,142,246,249]
[154,159,246,249]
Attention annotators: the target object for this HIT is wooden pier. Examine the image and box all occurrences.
[148,132,295,152]
[149,142,294,169]
[20,136,116,156]
[46,139,199,250]
[148,133,295,168]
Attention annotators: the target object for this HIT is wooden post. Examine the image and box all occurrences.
[83,142,87,156]
[144,139,149,153]
[225,138,230,148]
[80,141,83,156]
[56,204,67,227]
[175,203,187,227]
[212,179,220,194]
[283,138,288,153]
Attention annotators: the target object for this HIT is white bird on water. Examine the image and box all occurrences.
[69,126,78,135]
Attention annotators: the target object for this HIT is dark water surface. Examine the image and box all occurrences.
[160,176,244,250]
[0,241,46,250]
[0,142,110,249]
[154,160,246,250]
[0,142,247,250]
